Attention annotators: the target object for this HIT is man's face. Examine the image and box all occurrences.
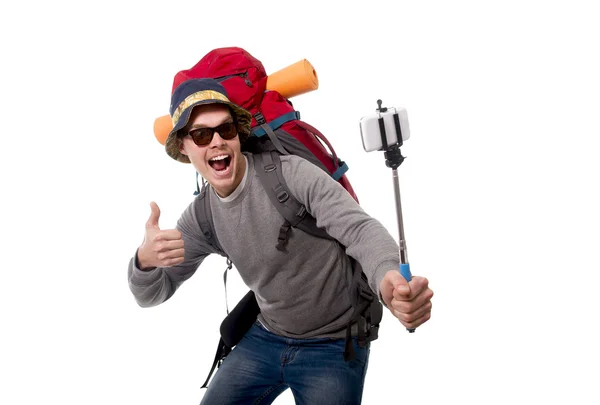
[179,104,246,198]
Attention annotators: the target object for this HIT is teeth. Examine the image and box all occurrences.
[210,155,229,162]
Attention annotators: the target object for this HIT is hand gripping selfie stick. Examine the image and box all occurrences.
[359,99,415,333]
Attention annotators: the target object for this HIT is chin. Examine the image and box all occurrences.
[209,168,238,197]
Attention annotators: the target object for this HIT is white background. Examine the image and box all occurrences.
[1,1,599,404]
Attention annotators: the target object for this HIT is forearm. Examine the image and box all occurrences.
[127,251,178,307]
[285,157,400,297]
[340,214,400,297]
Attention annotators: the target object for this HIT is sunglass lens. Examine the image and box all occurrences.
[217,122,237,139]
[189,128,213,146]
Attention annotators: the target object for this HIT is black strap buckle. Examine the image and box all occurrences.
[276,221,292,251]
[254,112,266,125]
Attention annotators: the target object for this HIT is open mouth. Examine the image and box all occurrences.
[209,154,232,172]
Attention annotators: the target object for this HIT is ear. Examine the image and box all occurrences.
[178,137,188,156]
[237,122,249,144]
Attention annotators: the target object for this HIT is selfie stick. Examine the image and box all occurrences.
[376,99,415,333]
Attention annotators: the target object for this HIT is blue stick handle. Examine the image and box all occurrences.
[400,263,412,282]
[399,263,416,333]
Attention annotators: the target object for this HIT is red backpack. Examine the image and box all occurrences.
[171,46,359,203]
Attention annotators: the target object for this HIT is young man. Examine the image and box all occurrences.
[128,78,433,404]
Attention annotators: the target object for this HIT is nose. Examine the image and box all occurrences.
[208,130,226,147]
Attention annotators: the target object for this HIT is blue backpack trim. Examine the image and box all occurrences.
[251,111,300,137]
[331,161,349,181]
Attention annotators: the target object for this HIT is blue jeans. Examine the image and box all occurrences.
[200,321,370,405]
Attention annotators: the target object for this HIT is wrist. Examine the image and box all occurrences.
[135,248,155,271]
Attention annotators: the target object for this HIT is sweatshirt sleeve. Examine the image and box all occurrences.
[283,156,400,298]
[127,198,215,308]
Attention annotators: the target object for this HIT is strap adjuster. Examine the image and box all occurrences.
[296,206,307,218]
[254,112,266,125]
[276,190,289,202]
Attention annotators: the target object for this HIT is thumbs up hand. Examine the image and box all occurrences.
[137,202,185,270]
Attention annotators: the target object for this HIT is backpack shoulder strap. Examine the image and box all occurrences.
[254,150,333,251]
[195,183,226,256]
[196,182,235,305]
[252,111,289,155]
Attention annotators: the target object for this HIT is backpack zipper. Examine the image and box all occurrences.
[214,71,253,87]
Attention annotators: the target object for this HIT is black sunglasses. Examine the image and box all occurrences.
[185,121,238,146]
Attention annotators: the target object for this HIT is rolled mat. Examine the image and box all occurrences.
[266,59,318,99]
[153,59,319,145]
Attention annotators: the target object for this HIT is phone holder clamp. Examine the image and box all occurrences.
[376,99,406,170]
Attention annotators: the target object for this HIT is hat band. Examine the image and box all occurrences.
[172,90,231,127]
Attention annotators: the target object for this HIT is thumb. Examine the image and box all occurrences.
[381,269,411,304]
[391,270,411,299]
[146,201,161,230]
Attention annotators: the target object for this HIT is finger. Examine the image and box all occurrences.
[156,248,185,262]
[160,256,185,268]
[392,300,432,324]
[153,229,183,241]
[146,202,161,229]
[392,286,434,313]
[396,308,432,330]
[152,239,185,252]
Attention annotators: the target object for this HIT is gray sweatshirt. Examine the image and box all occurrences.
[128,153,399,339]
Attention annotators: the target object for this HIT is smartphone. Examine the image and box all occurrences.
[359,107,410,152]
